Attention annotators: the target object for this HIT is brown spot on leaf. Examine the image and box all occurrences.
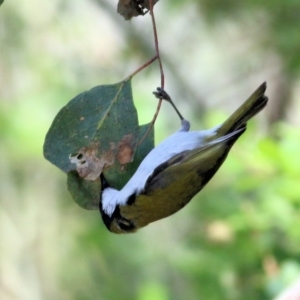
[80,116,85,121]
[117,134,134,164]
[69,134,136,180]
[69,142,115,181]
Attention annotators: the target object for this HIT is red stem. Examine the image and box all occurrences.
[138,0,165,146]
[125,55,158,81]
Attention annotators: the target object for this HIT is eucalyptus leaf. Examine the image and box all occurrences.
[44,79,155,208]
[44,80,142,181]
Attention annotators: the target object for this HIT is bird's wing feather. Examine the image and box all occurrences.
[119,127,245,229]
[144,128,244,190]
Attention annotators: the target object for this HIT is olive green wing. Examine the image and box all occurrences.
[119,128,245,229]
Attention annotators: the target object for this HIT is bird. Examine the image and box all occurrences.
[99,82,268,234]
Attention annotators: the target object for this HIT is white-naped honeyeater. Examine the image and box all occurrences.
[99,82,268,233]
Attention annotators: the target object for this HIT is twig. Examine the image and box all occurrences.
[125,55,158,81]
[150,0,164,88]
[138,0,165,146]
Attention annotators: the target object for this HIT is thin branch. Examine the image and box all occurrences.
[138,0,165,146]
[150,1,164,88]
[125,55,158,81]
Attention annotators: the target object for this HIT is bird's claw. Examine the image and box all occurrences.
[152,87,172,102]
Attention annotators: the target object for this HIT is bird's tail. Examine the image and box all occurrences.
[216,82,268,137]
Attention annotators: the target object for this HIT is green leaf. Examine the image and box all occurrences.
[44,80,141,180]
[44,79,155,208]
[0,0,4,6]
[67,123,154,209]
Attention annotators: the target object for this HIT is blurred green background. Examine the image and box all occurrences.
[1,0,300,299]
